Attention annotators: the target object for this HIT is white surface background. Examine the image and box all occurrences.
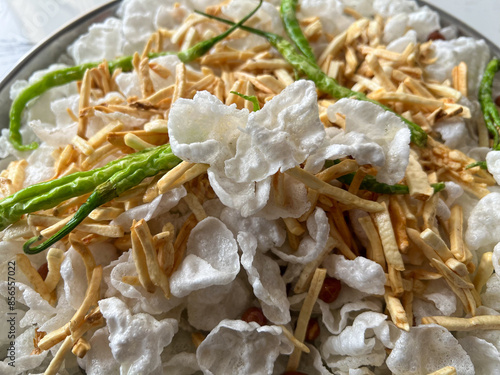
[0,0,498,79]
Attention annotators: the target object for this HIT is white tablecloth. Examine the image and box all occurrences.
[0,0,498,79]
[0,0,110,79]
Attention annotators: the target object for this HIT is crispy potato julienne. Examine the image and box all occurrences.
[77,69,91,138]
[286,166,383,212]
[72,337,92,358]
[133,219,171,297]
[172,214,197,273]
[183,193,207,222]
[70,266,103,337]
[358,215,387,271]
[385,288,410,331]
[388,264,404,297]
[279,325,310,353]
[473,252,494,293]
[287,268,327,372]
[155,223,176,276]
[427,366,457,375]
[16,254,56,305]
[449,205,472,263]
[405,150,433,200]
[315,159,358,182]
[69,234,97,283]
[131,219,156,293]
[422,315,500,331]
[328,217,357,260]
[294,237,336,294]
[44,307,104,375]
[5,159,28,193]
[157,161,195,193]
[406,227,441,262]
[45,248,65,292]
[388,197,409,254]
[372,201,405,271]
[420,229,454,262]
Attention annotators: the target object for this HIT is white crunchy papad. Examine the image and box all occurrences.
[321,311,399,371]
[104,251,183,315]
[272,207,329,264]
[99,297,179,375]
[486,150,500,184]
[323,254,386,295]
[79,327,120,374]
[168,80,325,216]
[170,217,240,297]
[239,231,291,324]
[425,37,490,96]
[187,277,252,331]
[466,192,500,251]
[196,319,294,374]
[382,6,439,43]
[306,98,411,184]
[386,324,475,374]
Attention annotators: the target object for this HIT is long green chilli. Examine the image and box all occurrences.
[280,0,316,62]
[23,145,180,254]
[478,58,500,149]
[337,171,445,194]
[324,160,445,194]
[0,144,180,231]
[230,91,261,111]
[195,11,428,148]
[9,0,264,151]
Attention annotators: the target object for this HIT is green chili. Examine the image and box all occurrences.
[0,144,181,232]
[9,1,263,151]
[23,144,180,254]
[465,161,488,170]
[195,12,428,148]
[230,91,261,111]
[337,173,445,194]
[324,160,445,194]
[280,0,316,62]
[478,58,500,149]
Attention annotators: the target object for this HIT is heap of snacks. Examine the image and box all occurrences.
[1,0,500,374]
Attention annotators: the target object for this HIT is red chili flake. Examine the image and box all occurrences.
[318,277,342,304]
[37,263,49,281]
[305,318,320,342]
[427,30,445,41]
[241,307,267,325]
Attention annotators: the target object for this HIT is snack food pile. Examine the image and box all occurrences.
[1,0,500,374]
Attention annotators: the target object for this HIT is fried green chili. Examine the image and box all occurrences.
[9,0,263,151]
[465,160,488,170]
[324,160,445,194]
[280,0,316,62]
[195,12,428,147]
[479,58,500,149]
[230,91,261,111]
[0,144,180,232]
[23,144,180,254]
[337,172,445,194]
